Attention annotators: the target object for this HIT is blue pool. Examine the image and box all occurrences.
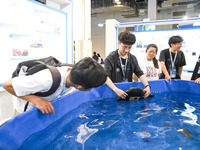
[0,80,200,150]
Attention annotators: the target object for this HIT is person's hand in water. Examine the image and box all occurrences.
[114,88,128,99]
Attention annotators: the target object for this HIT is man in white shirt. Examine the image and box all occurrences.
[3,57,108,115]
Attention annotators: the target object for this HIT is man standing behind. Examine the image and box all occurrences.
[159,35,186,81]
[104,31,150,98]
[92,52,99,62]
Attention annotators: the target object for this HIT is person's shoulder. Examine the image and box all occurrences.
[127,52,135,57]
[178,50,184,54]
[128,53,137,60]
[160,48,169,55]
[161,48,169,52]
[138,57,146,65]
[142,57,147,62]
[110,50,118,55]
[106,50,117,59]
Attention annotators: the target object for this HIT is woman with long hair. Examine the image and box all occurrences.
[133,44,160,81]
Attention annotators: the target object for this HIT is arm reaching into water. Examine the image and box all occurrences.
[160,61,171,82]
[105,77,128,99]
[139,75,150,98]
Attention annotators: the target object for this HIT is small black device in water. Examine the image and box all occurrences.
[115,87,155,101]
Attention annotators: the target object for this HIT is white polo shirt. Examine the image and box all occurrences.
[12,66,73,113]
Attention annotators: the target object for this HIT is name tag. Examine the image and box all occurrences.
[170,69,176,78]
[198,67,200,74]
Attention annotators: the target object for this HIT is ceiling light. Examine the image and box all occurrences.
[183,16,188,20]
[97,23,104,27]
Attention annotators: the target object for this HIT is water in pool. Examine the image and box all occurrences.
[20,92,200,150]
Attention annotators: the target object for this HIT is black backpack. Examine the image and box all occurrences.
[12,56,73,111]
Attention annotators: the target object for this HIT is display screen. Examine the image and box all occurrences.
[0,0,67,85]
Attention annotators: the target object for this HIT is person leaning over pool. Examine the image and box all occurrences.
[3,57,127,115]
[104,31,151,98]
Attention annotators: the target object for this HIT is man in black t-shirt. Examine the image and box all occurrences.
[104,31,151,98]
[159,35,186,81]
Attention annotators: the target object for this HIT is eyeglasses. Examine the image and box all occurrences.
[120,43,132,50]
[175,42,183,46]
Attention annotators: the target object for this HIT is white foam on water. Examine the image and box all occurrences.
[181,103,200,126]
[76,122,98,150]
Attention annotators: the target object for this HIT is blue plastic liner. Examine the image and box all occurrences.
[0,79,199,149]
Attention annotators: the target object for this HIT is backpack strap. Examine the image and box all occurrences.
[24,65,61,112]
[59,63,74,67]
[34,65,61,97]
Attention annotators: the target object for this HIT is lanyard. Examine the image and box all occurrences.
[169,49,177,68]
[119,55,128,80]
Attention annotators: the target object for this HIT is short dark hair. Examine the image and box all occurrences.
[69,57,107,89]
[168,35,183,47]
[118,31,136,45]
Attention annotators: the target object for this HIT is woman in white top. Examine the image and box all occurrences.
[133,44,160,81]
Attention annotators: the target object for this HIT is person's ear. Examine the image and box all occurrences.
[118,41,120,46]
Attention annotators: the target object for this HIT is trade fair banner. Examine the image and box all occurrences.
[0,0,68,85]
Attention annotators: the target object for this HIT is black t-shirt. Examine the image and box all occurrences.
[159,48,186,79]
[121,58,126,65]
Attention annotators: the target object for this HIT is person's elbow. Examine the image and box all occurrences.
[3,81,8,89]
[3,80,12,91]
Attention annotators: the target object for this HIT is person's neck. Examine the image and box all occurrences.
[118,50,127,59]
[65,74,72,88]
[146,57,153,61]
[170,48,176,53]
[121,55,127,59]
[65,69,74,88]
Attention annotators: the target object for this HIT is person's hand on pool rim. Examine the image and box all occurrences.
[143,85,150,98]
[165,75,171,82]
[35,98,55,115]
[195,77,200,84]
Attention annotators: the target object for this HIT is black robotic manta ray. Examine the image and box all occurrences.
[115,87,154,101]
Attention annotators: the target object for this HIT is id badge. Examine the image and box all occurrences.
[198,67,200,74]
[170,69,176,78]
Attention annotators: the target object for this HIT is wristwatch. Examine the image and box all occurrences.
[145,85,151,89]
